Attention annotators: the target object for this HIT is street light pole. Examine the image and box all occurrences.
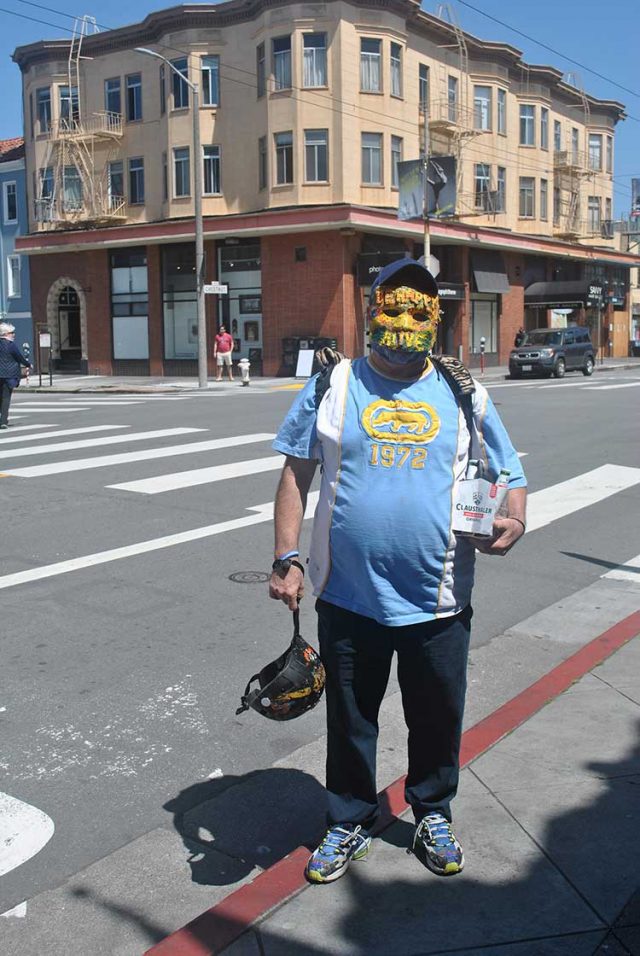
[135,48,208,388]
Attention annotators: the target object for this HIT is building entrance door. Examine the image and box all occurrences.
[57,286,81,368]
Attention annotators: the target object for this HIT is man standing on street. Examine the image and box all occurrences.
[214,324,234,382]
[269,259,527,884]
[0,322,31,429]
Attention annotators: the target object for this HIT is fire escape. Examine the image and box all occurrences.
[553,76,593,240]
[34,17,126,229]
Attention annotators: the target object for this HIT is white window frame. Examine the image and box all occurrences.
[519,176,535,218]
[497,88,506,134]
[171,58,189,109]
[588,195,601,233]
[474,163,491,209]
[540,178,548,220]
[390,42,402,98]
[303,33,327,88]
[588,133,602,171]
[391,135,403,188]
[519,105,535,146]
[361,132,382,185]
[173,147,191,197]
[104,77,121,116]
[202,56,220,107]
[473,86,492,131]
[274,131,294,185]
[360,38,382,93]
[304,129,328,183]
[540,108,549,150]
[203,145,222,195]
[7,254,21,298]
[419,64,429,112]
[496,166,506,212]
[554,120,562,152]
[3,181,18,223]
[272,36,292,91]
[447,75,458,122]
[606,136,613,174]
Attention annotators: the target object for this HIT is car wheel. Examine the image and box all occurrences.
[582,356,594,376]
[554,358,566,379]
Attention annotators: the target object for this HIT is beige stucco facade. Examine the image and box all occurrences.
[15,0,621,242]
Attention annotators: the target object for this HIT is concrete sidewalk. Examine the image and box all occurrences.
[214,630,640,956]
[19,358,640,393]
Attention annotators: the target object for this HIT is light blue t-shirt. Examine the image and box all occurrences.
[274,358,526,626]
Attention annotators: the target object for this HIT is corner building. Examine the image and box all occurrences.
[14,0,639,376]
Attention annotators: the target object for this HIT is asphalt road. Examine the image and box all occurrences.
[1,367,639,915]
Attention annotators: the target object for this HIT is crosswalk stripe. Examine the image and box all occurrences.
[582,382,640,391]
[108,456,284,493]
[0,424,58,433]
[602,553,640,583]
[0,493,319,591]
[527,464,640,532]
[13,401,143,407]
[0,426,128,446]
[6,407,90,414]
[3,433,276,478]
[0,428,202,460]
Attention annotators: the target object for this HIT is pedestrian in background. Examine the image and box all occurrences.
[214,324,234,383]
[0,322,31,430]
[514,326,526,347]
[269,260,527,885]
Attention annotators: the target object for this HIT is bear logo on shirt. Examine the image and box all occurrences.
[362,399,441,444]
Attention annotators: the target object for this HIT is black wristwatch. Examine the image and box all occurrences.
[272,557,305,577]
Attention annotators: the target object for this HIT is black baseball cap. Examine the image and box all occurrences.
[370,259,439,301]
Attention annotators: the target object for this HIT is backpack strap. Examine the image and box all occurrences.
[431,355,481,463]
[313,348,346,410]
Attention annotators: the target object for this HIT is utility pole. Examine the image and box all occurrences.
[422,103,431,264]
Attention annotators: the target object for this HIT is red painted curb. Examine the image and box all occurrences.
[146,609,640,956]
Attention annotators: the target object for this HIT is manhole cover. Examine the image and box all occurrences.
[229,571,270,584]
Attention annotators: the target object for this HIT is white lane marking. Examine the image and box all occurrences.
[527,465,640,533]
[0,427,203,460]
[0,425,128,445]
[5,407,89,414]
[1,901,27,919]
[0,423,58,433]
[602,553,640,583]
[109,455,284,494]
[3,433,276,477]
[0,792,54,876]
[582,382,640,391]
[531,380,594,389]
[0,492,318,591]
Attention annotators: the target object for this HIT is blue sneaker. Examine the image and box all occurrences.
[412,812,464,876]
[305,824,371,884]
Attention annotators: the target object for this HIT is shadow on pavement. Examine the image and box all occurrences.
[69,886,169,945]
[164,767,327,887]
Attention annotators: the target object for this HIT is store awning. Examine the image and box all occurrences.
[471,250,510,294]
[525,280,604,307]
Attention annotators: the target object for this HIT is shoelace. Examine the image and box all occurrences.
[317,825,363,859]
[417,814,455,848]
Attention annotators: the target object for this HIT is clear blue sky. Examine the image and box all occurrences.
[1,0,637,215]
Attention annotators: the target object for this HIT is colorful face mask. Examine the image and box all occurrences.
[369,285,441,353]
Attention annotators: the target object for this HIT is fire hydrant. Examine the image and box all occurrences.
[238,357,251,386]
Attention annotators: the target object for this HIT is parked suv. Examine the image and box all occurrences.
[509,327,595,379]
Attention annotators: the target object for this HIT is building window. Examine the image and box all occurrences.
[304,129,328,182]
[540,178,548,220]
[39,166,54,200]
[571,127,579,162]
[126,74,142,122]
[390,42,402,97]
[7,255,21,298]
[553,186,561,225]
[391,135,403,188]
[162,244,198,360]
[108,160,124,208]
[128,157,144,204]
[303,33,327,87]
[202,56,220,106]
[605,197,612,222]
[360,38,381,92]
[496,166,506,212]
[540,108,549,150]
[258,135,267,189]
[419,63,429,112]
[3,181,17,223]
[274,131,293,184]
[203,145,221,194]
[361,132,382,185]
[519,176,535,217]
[474,163,491,210]
[606,136,613,174]
[256,43,266,98]
[448,75,458,121]
[111,248,149,361]
[162,152,168,201]
[171,58,189,109]
[104,78,121,115]
[36,88,51,133]
[29,92,34,139]
[272,36,292,90]
[588,133,602,171]
[588,195,601,233]
[63,165,82,211]
[173,147,190,197]
[554,119,561,152]
[59,85,79,126]
[519,105,535,146]
[470,297,497,354]
[474,86,491,130]
[160,65,166,115]
[497,88,506,134]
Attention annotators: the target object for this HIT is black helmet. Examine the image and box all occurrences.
[236,611,326,721]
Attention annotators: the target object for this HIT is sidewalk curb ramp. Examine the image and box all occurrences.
[145,609,640,956]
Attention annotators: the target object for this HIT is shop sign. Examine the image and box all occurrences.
[437,283,465,301]
[357,253,410,286]
[587,283,603,307]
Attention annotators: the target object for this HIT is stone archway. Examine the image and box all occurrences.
[45,276,88,368]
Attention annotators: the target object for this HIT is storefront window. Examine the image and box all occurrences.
[111,248,149,360]
[162,244,197,360]
[218,240,262,362]
[469,296,497,354]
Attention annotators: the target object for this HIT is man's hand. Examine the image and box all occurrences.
[472,516,525,557]
[269,566,305,611]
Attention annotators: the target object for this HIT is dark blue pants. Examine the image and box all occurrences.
[0,379,14,426]
[317,600,472,831]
